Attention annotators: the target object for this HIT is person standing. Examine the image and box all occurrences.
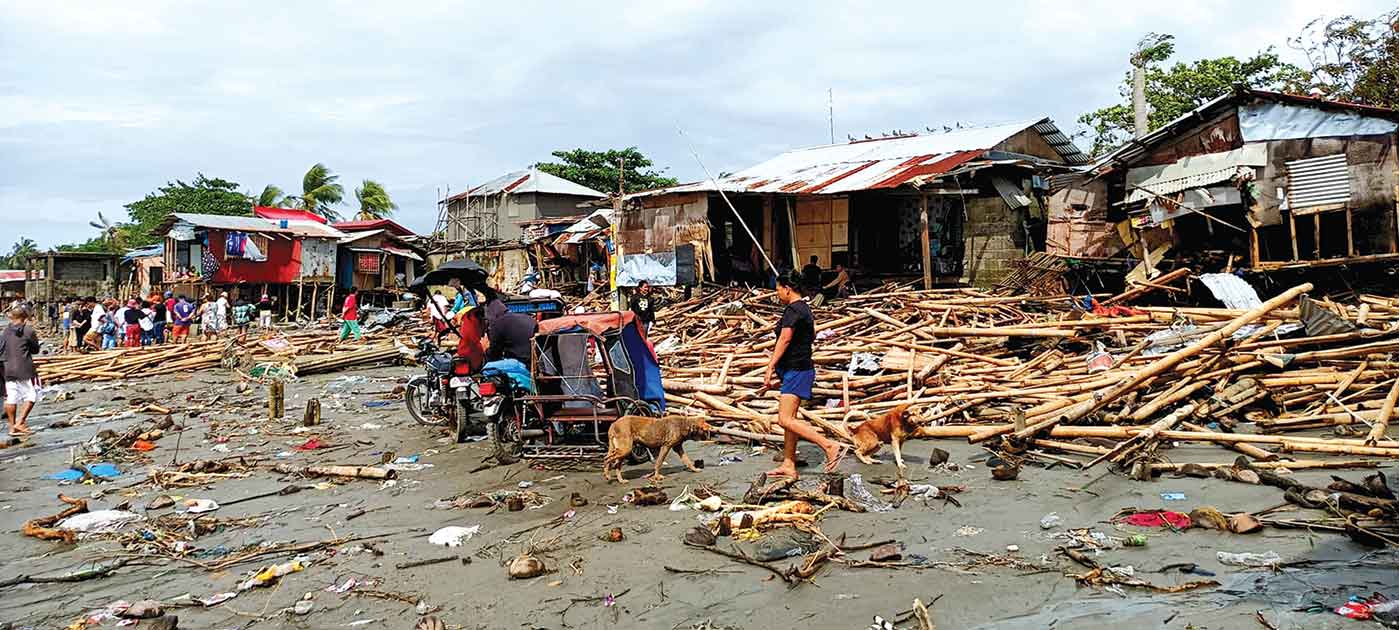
[172,295,195,343]
[257,294,274,329]
[149,295,167,344]
[199,296,219,339]
[339,287,362,341]
[1,305,41,436]
[428,290,452,338]
[629,281,656,333]
[764,272,844,480]
[122,299,143,348]
[801,255,823,291]
[215,292,230,331]
[95,298,116,350]
[73,299,92,352]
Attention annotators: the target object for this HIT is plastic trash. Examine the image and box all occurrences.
[238,559,305,590]
[180,499,220,514]
[1216,550,1282,568]
[58,510,144,533]
[1039,513,1061,530]
[1160,492,1187,501]
[845,473,893,513]
[48,462,122,481]
[428,525,481,547]
[196,592,237,607]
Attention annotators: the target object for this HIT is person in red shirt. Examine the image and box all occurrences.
[454,306,487,373]
[339,287,362,341]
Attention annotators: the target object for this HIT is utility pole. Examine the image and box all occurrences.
[610,157,624,311]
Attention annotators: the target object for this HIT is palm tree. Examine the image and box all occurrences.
[297,163,344,220]
[256,185,287,208]
[4,237,38,269]
[354,179,398,220]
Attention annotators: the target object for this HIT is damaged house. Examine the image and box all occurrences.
[620,120,1088,289]
[1052,88,1399,277]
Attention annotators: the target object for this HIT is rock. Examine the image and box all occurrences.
[868,543,902,562]
[1227,513,1263,534]
[145,495,176,510]
[1232,469,1261,485]
[1189,506,1229,530]
[290,600,314,616]
[927,448,950,468]
[606,527,625,542]
[683,526,716,547]
[415,617,446,630]
[508,555,547,580]
[991,462,1020,481]
[120,600,163,619]
[569,492,588,507]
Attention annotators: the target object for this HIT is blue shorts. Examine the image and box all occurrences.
[779,368,815,400]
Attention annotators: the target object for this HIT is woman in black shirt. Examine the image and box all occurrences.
[763,272,844,479]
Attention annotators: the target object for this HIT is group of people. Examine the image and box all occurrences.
[425,280,536,370]
[59,291,279,351]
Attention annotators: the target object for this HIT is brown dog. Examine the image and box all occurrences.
[849,404,918,474]
[602,415,711,483]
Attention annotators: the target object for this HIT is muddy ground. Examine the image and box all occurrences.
[0,363,1394,630]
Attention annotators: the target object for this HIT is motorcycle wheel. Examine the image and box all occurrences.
[493,415,522,464]
[626,443,653,465]
[404,376,449,427]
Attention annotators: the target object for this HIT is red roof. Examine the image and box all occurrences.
[254,207,327,224]
[332,218,416,237]
[0,270,26,283]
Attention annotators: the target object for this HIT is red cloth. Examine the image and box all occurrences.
[125,324,142,347]
[165,298,176,315]
[1121,510,1191,528]
[342,294,358,321]
[455,314,486,374]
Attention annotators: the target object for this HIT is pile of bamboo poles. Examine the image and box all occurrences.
[651,279,1399,473]
[35,325,422,384]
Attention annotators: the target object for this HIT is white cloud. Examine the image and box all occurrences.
[1,0,1394,248]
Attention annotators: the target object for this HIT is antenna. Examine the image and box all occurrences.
[827,88,835,144]
[677,126,776,275]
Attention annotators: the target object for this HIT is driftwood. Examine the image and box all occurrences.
[22,494,89,543]
[272,464,397,480]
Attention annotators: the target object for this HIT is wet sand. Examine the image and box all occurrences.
[0,364,1393,629]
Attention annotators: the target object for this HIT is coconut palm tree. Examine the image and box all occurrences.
[354,179,398,220]
[296,163,344,220]
[256,185,287,208]
[3,237,38,269]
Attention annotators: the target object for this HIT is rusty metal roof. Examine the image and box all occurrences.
[632,118,1083,198]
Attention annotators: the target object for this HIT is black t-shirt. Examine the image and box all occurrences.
[258,300,273,313]
[801,264,823,288]
[775,299,815,371]
[153,302,167,321]
[123,308,143,325]
[488,312,537,363]
[74,308,91,336]
[630,294,656,324]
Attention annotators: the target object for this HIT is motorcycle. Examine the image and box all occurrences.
[404,337,509,443]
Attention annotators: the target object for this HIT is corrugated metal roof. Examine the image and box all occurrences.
[166,213,346,239]
[445,167,607,202]
[631,118,1082,198]
[1286,154,1350,210]
[0,270,26,282]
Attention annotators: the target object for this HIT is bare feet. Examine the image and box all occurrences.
[765,465,798,480]
[821,445,849,474]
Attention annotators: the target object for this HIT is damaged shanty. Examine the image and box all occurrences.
[1050,88,1399,281]
[621,119,1089,290]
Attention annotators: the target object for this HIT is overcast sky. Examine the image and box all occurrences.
[1,0,1391,250]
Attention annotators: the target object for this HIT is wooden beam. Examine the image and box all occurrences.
[1288,211,1299,261]
[1346,207,1355,257]
[1249,227,1260,267]
[1313,213,1321,259]
[920,193,932,290]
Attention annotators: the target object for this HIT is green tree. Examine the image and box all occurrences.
[535,148,678,195]
[256,184,287,208]
[295,163,345,220]
[1290,9,1399,108]
[122,174,252,248]
[1077,39,1305,156]
[1,237,39,269]
[354,179,398,220]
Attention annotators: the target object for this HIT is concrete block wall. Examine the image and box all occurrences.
[961,197,1026,287]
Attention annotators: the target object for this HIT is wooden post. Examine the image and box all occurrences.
[1345,208,1355,257]
[295,280,305,321]
[310,283,319,321]
[1313,213,1321,259]
[786,197,799,271]
[268,381,285,420]
[1249,227,1260,267]
[919,193,933,289]
[1288,212,1299,261]
[303,398,321,426]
